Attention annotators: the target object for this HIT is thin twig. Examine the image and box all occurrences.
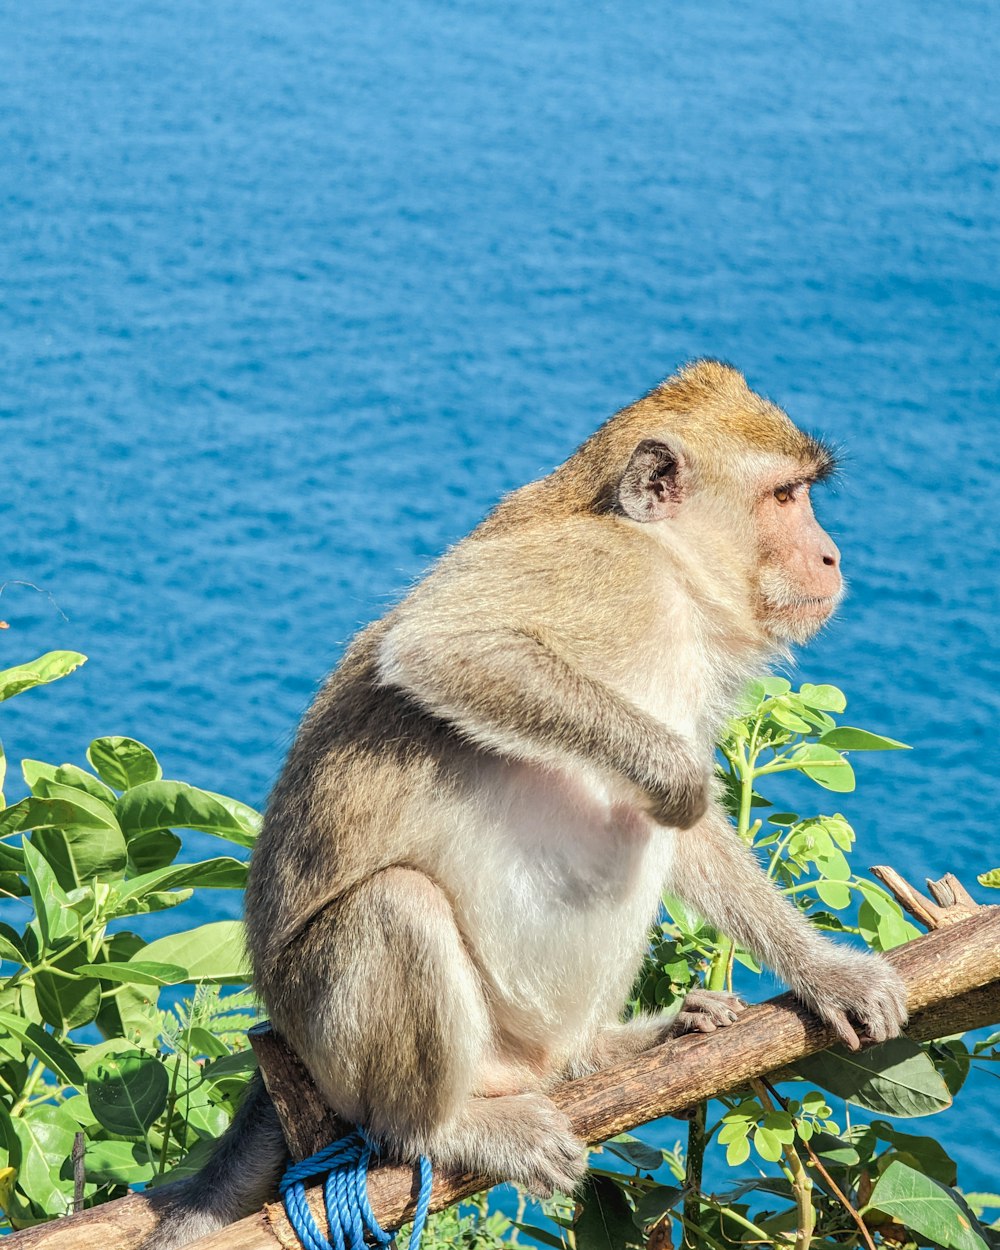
[72,1132,85,1214]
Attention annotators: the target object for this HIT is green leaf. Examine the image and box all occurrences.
[797,683,847,712]
[511,1224,568,1250]
[27,792,127,889]
[116,782,258,848]
[82,1139,156,1186]
[25,761,118,809]
[10,1103,78,1216]
[112,857,248,910]
[789,744,856,792]
[137,921,248,984]
[21,838,73,948]
[573,1174,637,1250]
[633,1185,684,1230]
[0,1010,86,1086]
[770,703,813,734]
[754,1125,783,1162]
[868,1119,957,1185]
[759,677,792,697]
[75,960,188,986]
[814,880,852,909]
[865,1161,989,1250]
[34,968,102,1031]
[807,1130,860,1165]
[126,829,182,875]
[0,651,86,704]
[604,1134,665,1171]
[965,1195,1000,1216]
[978,869,1000,889]
[87,737,162,790]
[725,1134,751,1166]
[795,1038,952,1117]
[0,922,27,965]
[819,727,909,751]
[87,1051,170,1136]
[184,1026,231,1060]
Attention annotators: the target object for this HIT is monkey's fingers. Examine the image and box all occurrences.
[824,1009,862,1051]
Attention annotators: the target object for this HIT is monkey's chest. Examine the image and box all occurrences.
[435,760,674,1039]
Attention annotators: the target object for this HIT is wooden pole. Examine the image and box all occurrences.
[10,906,999,1250]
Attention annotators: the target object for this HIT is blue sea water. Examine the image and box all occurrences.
[2,0,998,1195]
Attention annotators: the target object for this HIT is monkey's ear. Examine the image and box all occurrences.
[616,439,687,522]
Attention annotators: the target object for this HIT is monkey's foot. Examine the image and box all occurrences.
[496,1094,589,1197]
[667,989,747,1036]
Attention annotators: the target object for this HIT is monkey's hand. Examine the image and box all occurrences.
[631,733,711,829]
[794,947,908,1051]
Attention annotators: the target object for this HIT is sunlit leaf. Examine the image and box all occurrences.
[819,726,908,751]
[75,960,189,986]
[790,744,856,792]
[138,920,248,984]
[865,1161,989,1250]
[796,1038,952,1117]
[116,782,258,848]
[0,1010,85,1086]
[87,738,162,791]
[0,652,86,704]
[797,683,847,712]
[83,1139,156,1186]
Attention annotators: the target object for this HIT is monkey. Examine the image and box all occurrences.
[144,360,908,1248]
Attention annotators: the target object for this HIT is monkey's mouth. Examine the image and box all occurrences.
[796,595,839,614]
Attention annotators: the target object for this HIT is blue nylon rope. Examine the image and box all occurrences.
[279,1128,433,1250]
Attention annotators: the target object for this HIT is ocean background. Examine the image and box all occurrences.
[2,0,998,1193]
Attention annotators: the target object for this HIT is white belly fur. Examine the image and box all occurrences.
[427,757,675,1057]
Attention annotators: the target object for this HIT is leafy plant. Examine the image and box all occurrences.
[0,651,259,1229]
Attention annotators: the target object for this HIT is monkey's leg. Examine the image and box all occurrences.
[666,811,908,1049]
[275,867,588,1198]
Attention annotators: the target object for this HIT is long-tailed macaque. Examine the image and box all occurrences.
[146,360,907,1248]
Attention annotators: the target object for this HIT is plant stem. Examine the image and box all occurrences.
[752,1081,814,1250]
[763,1080,876,1250]
[681,1102,707,1241]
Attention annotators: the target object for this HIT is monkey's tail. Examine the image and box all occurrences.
[141,1072,287,1250]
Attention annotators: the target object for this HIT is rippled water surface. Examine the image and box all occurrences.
[2,0,998,1190]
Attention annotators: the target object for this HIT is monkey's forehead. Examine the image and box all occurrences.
[640,360,836,475]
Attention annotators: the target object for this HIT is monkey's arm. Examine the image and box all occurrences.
[666,808,908,1048]
[377,619,707,829]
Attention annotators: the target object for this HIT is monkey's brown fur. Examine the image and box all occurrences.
[144,361,906,1249]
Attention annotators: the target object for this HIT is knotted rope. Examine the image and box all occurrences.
[279,1128,433,1250]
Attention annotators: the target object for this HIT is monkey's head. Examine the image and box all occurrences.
[550,360,843,646]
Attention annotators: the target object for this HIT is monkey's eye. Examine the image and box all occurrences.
[773,486,795,504]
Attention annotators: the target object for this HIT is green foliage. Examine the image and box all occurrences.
[1,657,994,1249]
[0,651,259,1229]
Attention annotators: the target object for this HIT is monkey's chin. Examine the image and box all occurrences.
[762,597,839,645]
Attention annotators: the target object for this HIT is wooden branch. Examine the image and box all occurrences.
[249,1023,348,1162]
[12,906,999,1250]
[870,866,980,930]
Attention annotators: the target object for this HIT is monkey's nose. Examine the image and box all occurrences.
[821,540,841,570]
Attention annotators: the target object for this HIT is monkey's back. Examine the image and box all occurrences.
[244,619,475,989]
